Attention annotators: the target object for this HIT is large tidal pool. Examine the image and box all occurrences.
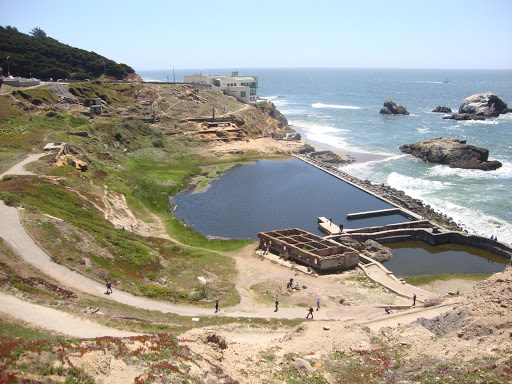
[172,158,405,239]
[172,158,508,275]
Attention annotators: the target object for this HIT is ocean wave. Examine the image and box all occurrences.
[427,160,512,180]
[312,103,362,110]
[387,172,450,193]
[415,127,431,133]
[421,197,512,243]
[405,80,446,84]
[261,95,290,107]
[289,120,344,134]
[384,172,512,243]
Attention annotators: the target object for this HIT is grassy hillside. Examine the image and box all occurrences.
[0,80,287,304]
[0,25,134,80]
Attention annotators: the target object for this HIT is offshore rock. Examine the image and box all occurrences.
[432,106,452,113]
[457,92,511,118]
[400,137,502,171]
[379,98,410,115]
[443,114,486,121]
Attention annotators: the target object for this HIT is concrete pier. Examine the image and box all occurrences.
[347,208,401,220]
[317,217,342,235]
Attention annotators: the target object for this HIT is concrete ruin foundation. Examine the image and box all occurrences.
[258,228,359,273]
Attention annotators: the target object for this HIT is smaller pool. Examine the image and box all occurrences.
[383,241,508,276]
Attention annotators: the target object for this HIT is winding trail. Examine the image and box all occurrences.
[0,154,457,337]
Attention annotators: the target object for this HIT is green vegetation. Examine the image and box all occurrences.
[0,25,134,80]
[402,273,492,286]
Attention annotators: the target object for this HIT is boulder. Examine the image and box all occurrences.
[297,143,315,154]
[362,239,393,262]
[458,92,511,117]
[309,150,344,164]
[400,137,502,171]
[432,106,452,113]
[380,98,410,115]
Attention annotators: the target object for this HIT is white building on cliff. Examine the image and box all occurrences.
[184,71,258,104]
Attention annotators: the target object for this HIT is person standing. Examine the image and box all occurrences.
[306,306,314,319]
[215,299,219,313]
[263,241,268,255]
[412,294,417,306]
[316,297,320,311]
[275,297,279,312]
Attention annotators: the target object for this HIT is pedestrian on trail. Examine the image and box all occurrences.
[412,294,417,306]
[263,241,268,255]
[316,297,320,311]
[339,223,344,233]
[215,299,219,313]
[275,298,279,312]
[306,306,314,319]
[105,281,113,294]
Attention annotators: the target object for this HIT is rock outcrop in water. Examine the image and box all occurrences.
[400,137,502,171]
[380,98,410,115]
[444,92,511,120]
[432,106,452,113]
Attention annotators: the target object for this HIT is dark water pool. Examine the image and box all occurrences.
[384,241,508,276]
[172,158,406,239]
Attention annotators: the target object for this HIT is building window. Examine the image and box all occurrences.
[241,91,246,97]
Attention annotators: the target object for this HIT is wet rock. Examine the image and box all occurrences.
[400,137,502,171]
[432,106,452,113]
[458,92,511,117]
[443,113,486,121]
[309,150,344,164]
[380,98,410,115]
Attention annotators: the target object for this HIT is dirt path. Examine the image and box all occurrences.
[0,292,138,338]
[0,153,47,177]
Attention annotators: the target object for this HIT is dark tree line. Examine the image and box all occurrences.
[0,26,135,80]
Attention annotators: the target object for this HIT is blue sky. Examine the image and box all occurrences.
[1,0,511,70]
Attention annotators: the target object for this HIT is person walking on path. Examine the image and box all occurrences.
[215,299,219,313]
[306,306,314,319]
[412,294,417,306]
[263,242,268,255]
[105,281,113,295]
[275,297,279,312]
[316,297,320,311]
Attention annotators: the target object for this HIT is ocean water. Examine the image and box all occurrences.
[139,68,512,244]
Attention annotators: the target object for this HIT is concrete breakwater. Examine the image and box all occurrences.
[294,154,462,231]
[295,154,512,262]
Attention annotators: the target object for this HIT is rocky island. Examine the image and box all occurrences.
[400,137,502,171]
[444,92,511,120]
[379,98,410,115]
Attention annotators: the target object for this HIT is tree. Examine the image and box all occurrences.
[29,27,47,38]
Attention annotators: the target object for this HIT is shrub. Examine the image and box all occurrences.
[0,192,21,206]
